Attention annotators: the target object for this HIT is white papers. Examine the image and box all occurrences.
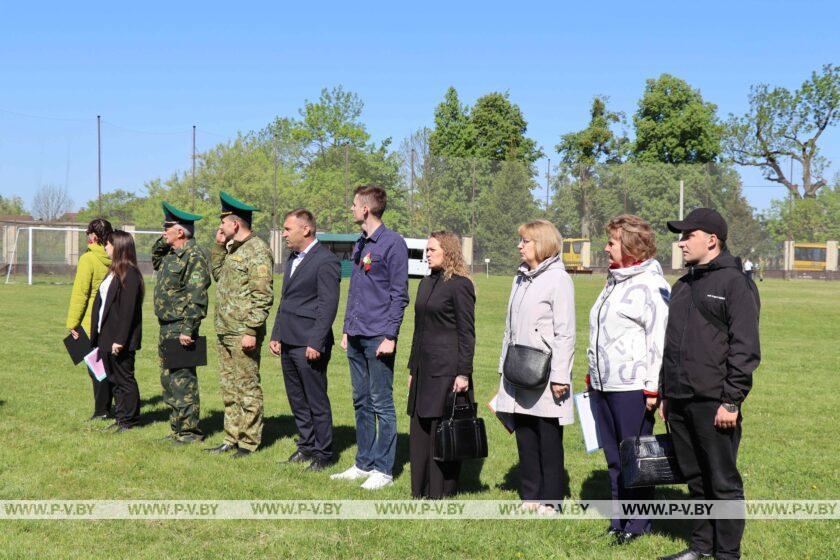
[84,348,107,382]
[486,394,515,434]
[574,391,601,453]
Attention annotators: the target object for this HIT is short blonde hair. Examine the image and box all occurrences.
[606,214,657,261]
[518,219,562,263]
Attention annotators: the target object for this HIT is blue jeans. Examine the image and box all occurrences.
[346,335,397,475]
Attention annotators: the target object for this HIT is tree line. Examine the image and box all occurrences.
[14,64,838,268]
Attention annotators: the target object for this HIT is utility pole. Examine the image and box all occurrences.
[679,179,684,220]
[97,115,102,215]
[545,158,551,210]
[409,148,416,233]
[344,144,350,232]
[272,131,279,234]
[191,125,196,212]
[471,159,477,234]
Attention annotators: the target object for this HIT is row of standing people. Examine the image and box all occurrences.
[66,191,759,560]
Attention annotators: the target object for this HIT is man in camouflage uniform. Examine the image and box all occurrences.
[204,191,274,459]
[152,202,211,445]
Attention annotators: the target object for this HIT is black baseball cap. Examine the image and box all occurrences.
[667,208,728,241]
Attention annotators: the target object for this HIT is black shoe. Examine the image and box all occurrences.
[283,450,313,464]
[657,549,712,560]
[101,422,121,432]
[172,434,205,446]
[612,532,643,546]
[304,457,335,472]
[605,527,622,538]
[231,448,253,459]
[204,443,237,454]
[89,413,110,421]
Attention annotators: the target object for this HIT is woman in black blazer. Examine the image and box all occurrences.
[90,230,144,432]
[407,231,476,499]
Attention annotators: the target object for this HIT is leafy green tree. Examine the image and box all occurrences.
[633,74,722,164]
[763,181,840,243]
[470,92,543,165]
[724,64,839,198]
[554,96,628,237]
[429,87,473,159]
[0,195,26,215]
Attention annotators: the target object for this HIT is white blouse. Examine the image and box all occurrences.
[98,273,114,333]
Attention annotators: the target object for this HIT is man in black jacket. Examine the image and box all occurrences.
[658,208,761,560]
[269,209,341,471]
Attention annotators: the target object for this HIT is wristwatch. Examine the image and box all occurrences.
[721,403,739,413]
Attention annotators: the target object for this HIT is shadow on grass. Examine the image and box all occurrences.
[497,462,571,499]
[579,468,694,544]
[135,394,169,427]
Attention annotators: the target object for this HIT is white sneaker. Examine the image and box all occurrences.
[360,471,393,490]
[329,465,374,481]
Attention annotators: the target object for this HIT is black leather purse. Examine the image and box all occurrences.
[434,391,488,462]
[619,421,686,488]
[501,293,552,390]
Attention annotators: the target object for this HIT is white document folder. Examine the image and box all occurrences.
[574,391,601,453]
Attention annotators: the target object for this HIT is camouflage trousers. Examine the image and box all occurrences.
[217,333,264,452]
[159,323,202,439]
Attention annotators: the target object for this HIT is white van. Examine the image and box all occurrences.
[405,237,431,277]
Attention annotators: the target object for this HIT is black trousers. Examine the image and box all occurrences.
[280,344,334,460]
[102,351,140,428]
[88,369,113,417]
[409,414,462,499]
[668,399,744,560]
[590,389,655,534]
[513,413,565,502]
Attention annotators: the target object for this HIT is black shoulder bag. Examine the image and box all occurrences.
[434,390,488,462]
[501,280,552,390]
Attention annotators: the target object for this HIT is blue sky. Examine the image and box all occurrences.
[1,1,837,215]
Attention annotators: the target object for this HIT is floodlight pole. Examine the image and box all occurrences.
[97,115,102,215]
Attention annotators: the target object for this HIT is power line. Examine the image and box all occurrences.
[0,107,89,123]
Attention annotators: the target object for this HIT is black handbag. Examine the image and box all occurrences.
[619,421,686,488]
[501,285,552,390]
[434,391,488,462]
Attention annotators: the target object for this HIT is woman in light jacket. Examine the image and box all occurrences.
[496,219,575,512]
[66,218,114,420]
[587,214,670,545]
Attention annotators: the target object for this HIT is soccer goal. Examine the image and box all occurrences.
[3,226,161,285]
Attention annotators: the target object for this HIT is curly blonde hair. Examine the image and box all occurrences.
[429,231,471,282]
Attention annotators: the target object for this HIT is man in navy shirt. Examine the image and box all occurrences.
[330,185,409,490]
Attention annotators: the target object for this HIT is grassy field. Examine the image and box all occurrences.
[0,274,838,559]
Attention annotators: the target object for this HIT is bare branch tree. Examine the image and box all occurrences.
[31,184,74,222]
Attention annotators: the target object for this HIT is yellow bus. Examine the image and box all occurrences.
[793,242,827,271]
[562,238,589,271]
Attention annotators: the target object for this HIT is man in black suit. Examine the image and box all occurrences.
[269,209,341,471]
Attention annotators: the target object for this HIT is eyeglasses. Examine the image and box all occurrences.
[519,238,534,245]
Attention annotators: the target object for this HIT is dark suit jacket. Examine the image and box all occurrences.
[407,270,476,418]
[90,267,144,357]
[270,241,341,353]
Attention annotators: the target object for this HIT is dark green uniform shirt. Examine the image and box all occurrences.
[152,236,211,337]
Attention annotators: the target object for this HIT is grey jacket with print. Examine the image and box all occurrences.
[495,255,576,423]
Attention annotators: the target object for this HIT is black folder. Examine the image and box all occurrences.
[161,336,208,370]
[63,328,91,365]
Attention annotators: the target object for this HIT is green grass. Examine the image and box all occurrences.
[0,275,838,559]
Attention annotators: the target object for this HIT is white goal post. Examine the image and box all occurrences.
[3,226,160,285]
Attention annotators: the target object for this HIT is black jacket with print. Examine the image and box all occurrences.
[661,251,761,405]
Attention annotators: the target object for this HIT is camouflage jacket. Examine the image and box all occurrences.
[152,236,211,336]
[211,234,274,336]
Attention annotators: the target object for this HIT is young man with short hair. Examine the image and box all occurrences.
[658,208,761,560]
[331,185,409,490]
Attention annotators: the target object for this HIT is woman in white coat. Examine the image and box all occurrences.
[496,219,575,512]
[587,214,670,545]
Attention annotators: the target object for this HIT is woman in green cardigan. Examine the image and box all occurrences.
[66,218,114,420]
